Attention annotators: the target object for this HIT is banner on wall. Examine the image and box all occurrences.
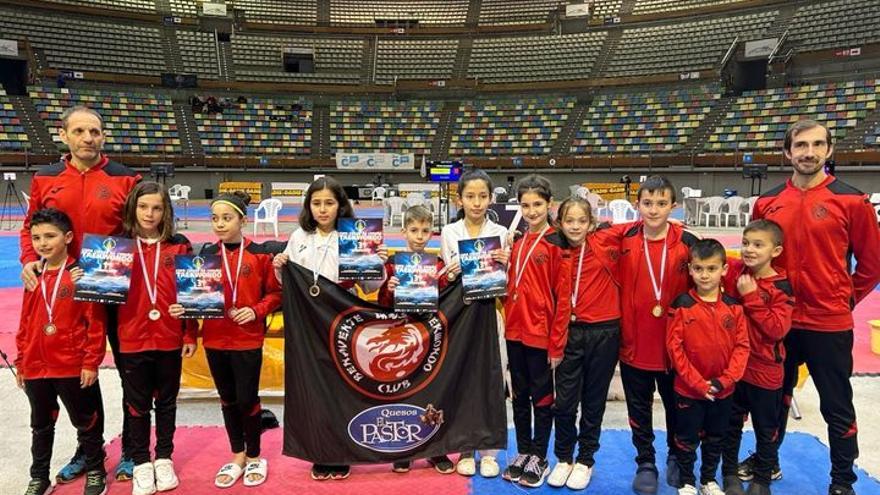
[281,262,506,463]
[744,38,778,59]
[219,182,262,202]
[202,2,227,16]
[565,3,590,17]
[582,182,626,200]
[336,152,415,170]
[270,182,309,203]
[0,39,18,57]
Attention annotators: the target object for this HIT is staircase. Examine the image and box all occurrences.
[172,104,203,156]
[551,98,592,156]
[160,25,182,73]
[311,105,331,159]
[8,95,56,155]
[430,101,460,160]
[465,0,481,27]
[218,40,235,81]
[838,109,880,150]
[361,37,376,84]
[591,28,622,78]
[685,96,734,154]
[452,37,473,80]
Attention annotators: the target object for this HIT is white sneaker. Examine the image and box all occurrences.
[678,484,698,495]
[479,456,499,478]
[699,481,725,495]
[153,459,179,492]
[132,462,156,495]
[566,462,593,490]
[456,456,476,476]
[547,461,573,488]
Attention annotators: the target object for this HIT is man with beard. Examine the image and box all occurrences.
[744,120,880,495]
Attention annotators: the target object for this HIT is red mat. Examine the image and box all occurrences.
[51,426,471,495]
[853,290,880,376]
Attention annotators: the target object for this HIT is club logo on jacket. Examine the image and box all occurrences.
[241,263,252,277]
[722,314,736,331]
[59,284,72,299]
[332,309,447,400]
[812,204,829,220]
[534,253,549,265]
[163,255,174,268]
[759,290,770,304]
[347,403,444,453]
[97,185,111,200]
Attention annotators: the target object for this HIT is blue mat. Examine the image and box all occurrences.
[473,429,880,494]
[0,236,22,288]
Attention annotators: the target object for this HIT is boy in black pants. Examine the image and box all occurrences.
[15,208,107,495]
[720,220,794,495]
[666,239,750,495]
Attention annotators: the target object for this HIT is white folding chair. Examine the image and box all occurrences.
[386,196,407,228]
[405,192,425,208]
[608,199,638,224]
[587,192,608,218]
[699,196,726,227]
[723,196,746,227]
[371,186,386,205]
[253,198,283,238]
[741,196,758,225]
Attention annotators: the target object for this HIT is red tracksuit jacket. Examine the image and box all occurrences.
[377,257,448,308]
[118,234,198,354]
[503,228,572,359]
[20,154,141,264]
[15,257,106,379]
[611,222,698,371]
[753,176,880,331]
[666,289,750,400]
[723,258,794,389]
[201,239,283,351]
[568,223,622,324]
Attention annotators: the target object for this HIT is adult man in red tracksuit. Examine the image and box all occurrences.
[749,120,880,495]
[19,105,142,483]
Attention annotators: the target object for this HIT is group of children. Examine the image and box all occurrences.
[17,171,794,495]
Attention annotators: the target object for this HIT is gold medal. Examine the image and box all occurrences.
[43,323,57,336]
[148,308,161,321]
[651,304,664,318]
[309,284,320,297]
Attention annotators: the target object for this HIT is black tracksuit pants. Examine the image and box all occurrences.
[620,362,677,466]
[721,381,782,486]
[674,394,733,487]
[206,348,263,458]
[507,340,554,460]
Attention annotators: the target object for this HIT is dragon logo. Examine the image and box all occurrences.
[332,308,447,400]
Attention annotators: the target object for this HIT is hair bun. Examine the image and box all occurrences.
[232,190,252,205]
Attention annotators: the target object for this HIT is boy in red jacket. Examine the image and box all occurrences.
[667,239,750,495]
[16,208,108,495]
[377,204,454,474]
[720,219,794,495]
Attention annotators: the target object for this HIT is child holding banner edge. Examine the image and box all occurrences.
[439,169,510,478]
[273,176,387,481]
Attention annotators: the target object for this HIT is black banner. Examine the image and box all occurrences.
[281,262,506,464]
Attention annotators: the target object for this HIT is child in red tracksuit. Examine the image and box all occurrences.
[115,182,198,495]
[502,174,571,489]
[16,208,107,495]
[377,204,454,474]
[171,191,282,489]
[667,239,750,495]
[720,220,793,495]
[548,196,622,491]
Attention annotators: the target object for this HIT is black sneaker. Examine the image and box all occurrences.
[428,455,455,474]
[747,481,772,495]
[737,453,782,482]
[502,453,531,482]
[82,470,106,495]
[518,456,549,488]
[723,474,746,495]
[24,478,52,495]
[828,485,855,495]
[392,461,411,473]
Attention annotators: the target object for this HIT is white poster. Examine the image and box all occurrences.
[565,3,590,17]
[744,38,778,59]
[335,152,415,170]
[0,38,18,58]
[202,2,227,16]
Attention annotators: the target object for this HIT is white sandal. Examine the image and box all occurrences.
[214,463,244,488]
[243,459,268,487]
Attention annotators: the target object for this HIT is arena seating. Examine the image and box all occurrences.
[864,125,880,147]
[375,39,458,83]
[195,98,312,156]
[169,0,197,16]
[42,0,156,13]
[329,101,439,154]
[707,80,879,151]
[0,7,165,75]
[632,0,744,15]
[177,30,220,79]
[30,87,180,154]
[478,0,565,25]
[231,34,361,84]
[788,0,880,53]
[230,0,317,24]
[331,0,467,25]
[469,32,606,83]
[0,88,29,152]
[570,86,720,154]
[449,96,575,156]
[604,10,776,77]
